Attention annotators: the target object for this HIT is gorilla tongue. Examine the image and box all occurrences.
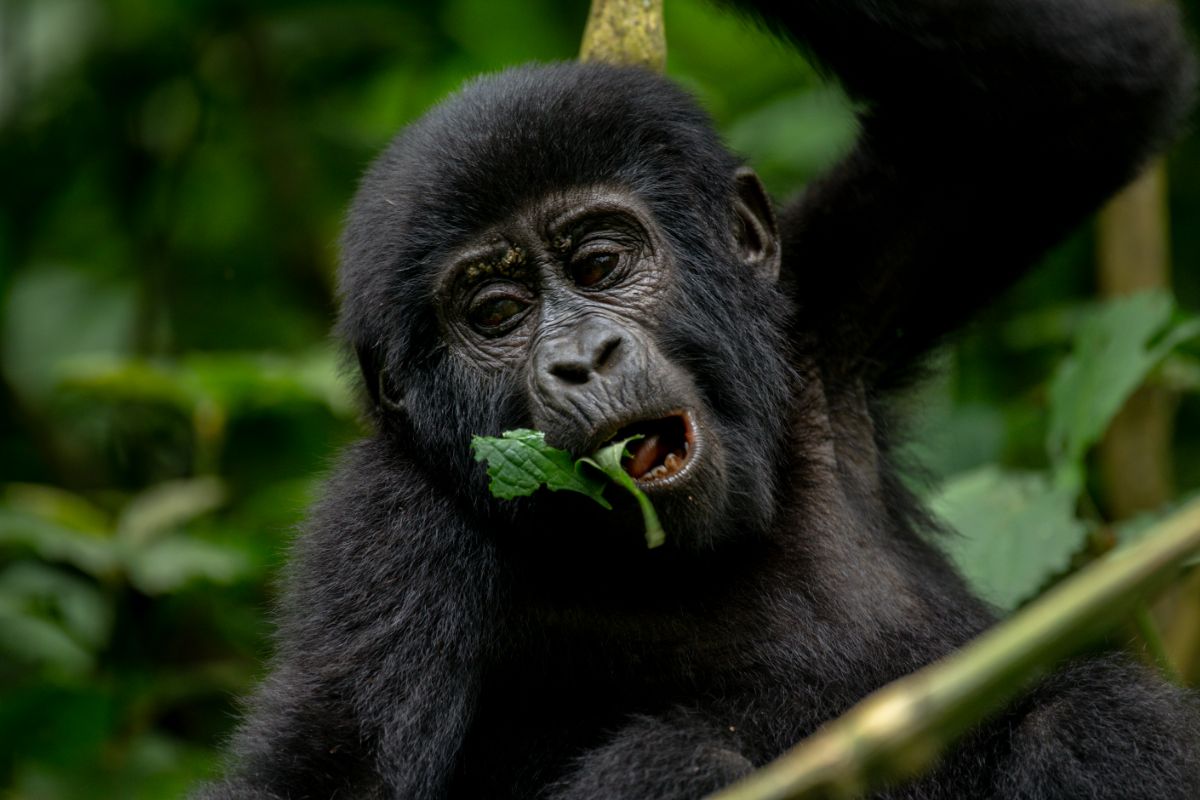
[626,434,666,480]
[618,414,690,481]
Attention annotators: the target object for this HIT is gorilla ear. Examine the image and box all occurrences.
[355,343,406,415]
[732,166,781,282]
[356,343,381,406]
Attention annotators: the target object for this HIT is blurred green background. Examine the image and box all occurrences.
[1,1,1199,797]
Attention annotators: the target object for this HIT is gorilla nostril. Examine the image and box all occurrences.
[594,336,623,372]
[542,329,624,386]
[549,362,591,385]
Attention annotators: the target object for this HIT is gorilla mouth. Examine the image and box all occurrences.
[612,411,696,484]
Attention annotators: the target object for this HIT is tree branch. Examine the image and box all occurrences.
[579,0,666,72]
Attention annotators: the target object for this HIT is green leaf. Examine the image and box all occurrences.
[470,429,610,506]
[580,438,666,549]
[0,508,118,578]
[470,430,665,548]
[1047,290,1200,468]
[57,347,356,420]
[2,484,110,535]
[116,477,228,545]
[0,563,112,681]
[57,355,200,411]
[0,561,113,651]
[124,535,249,595]
[931,466,1088,611]
[0,561,112,675]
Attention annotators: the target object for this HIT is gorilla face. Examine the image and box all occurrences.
[339,65,798,551]
[433,185,727,545]
[384,182,792,551]
[437,187,700,460]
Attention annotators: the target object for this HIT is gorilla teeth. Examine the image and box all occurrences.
[643,451,685,481]
[612,412,693,482]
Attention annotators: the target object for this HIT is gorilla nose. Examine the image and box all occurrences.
[538,320,627,387]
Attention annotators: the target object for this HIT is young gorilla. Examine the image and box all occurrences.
[199,1,1199,798]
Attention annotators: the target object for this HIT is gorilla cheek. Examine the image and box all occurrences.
[650,428,734,548]
[402,364,528,478]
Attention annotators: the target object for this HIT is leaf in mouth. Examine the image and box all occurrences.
[579,437,665,549]
[470,429,664,548]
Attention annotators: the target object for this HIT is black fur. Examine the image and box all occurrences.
[197,1,1200,798]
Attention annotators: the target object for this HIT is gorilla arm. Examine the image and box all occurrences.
[193,441,497,800]
[710,3,1200,798]
[544,710,755,800]
[730,0,1195,381]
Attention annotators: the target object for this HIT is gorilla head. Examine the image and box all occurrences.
[339,63,796,550]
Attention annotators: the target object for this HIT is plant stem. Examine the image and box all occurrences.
[579,0,666,72]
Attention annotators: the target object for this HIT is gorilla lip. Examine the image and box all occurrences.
[610,411,696,485]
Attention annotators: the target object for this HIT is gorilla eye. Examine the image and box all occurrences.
[467,290,530,333]
[567,251,620,288]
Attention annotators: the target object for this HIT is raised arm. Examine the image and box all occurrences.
[730,0,1196,382]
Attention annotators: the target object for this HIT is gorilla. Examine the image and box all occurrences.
[198,0,1200,798]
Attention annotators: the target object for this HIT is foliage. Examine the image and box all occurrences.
[933,467,1086,610]
[0,347,352,796]
[578,438,666,548]
[0,0,1198,797]
[472,429,613,504]
[933,291,1200,610]
[472,430,665,547]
